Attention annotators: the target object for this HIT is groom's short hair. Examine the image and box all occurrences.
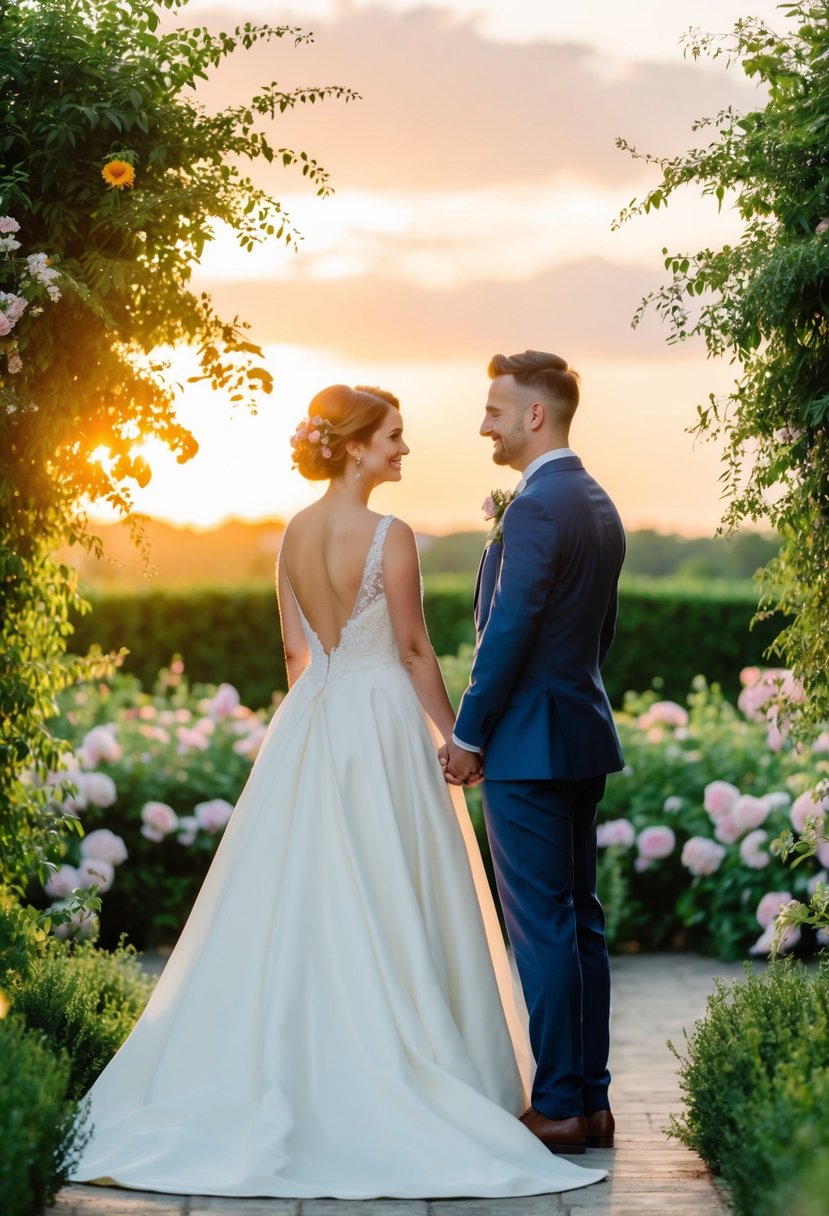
[488,350,580,416]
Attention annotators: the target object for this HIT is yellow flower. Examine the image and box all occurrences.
[101,159,135,190]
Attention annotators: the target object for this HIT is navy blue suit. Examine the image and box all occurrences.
[456,455,625,1118]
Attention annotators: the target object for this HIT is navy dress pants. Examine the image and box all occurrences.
[482,775,611,1119]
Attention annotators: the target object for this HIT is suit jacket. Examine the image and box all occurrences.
[455,456,625,781]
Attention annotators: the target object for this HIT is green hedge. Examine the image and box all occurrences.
[68,577,785,710]
[671,960,829,1216]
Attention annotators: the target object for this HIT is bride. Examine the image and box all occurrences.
[71,384,606,1199]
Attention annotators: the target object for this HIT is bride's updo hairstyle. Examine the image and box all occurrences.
[290,384,400,481]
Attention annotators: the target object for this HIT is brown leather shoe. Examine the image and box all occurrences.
[586,1108,615,1148]
[519,1107,587,1154]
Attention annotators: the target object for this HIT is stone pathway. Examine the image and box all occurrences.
[49,953,744,1216]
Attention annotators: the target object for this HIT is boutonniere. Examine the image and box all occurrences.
[482,488,517,544]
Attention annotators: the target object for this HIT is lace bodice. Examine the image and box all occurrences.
[288,515,400,685]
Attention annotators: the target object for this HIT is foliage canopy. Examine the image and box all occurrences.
[0,0,353,918]
[617,1,829,732]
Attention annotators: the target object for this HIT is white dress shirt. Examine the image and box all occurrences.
[452,447,578,755]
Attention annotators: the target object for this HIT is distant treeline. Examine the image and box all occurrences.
[61,518,780,589]
[420,529,780,582]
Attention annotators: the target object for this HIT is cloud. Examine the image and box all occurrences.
[199,257,702,362]
[190,4,764,192]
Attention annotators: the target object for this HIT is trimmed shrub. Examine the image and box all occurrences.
[0,1016,89,1216]
[9,941,153,1099]
[68,577,784,711]
[670,959,829,1216]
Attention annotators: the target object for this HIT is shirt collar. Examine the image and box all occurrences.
[516,447,577,493]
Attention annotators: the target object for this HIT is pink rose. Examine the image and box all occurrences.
[233,723,268,761]
[44,864,80,899]
[817,841,829,868]
[308,429,321,443]
[636,825,676,861]
[812,731,829,753]
[750,922,800,956]
[176,816,199,846]
[77,857,115,892]
[790,790,828,835]
[81,829,127,866]
[176,726,210,752]
[141,801,178,837]
[714,813,741,845]
[0,216,20,234]
[194,798,234,834]
[755,890,793,929]
[482,495,496,520]
[596,819,636,849]
[807,870,828,896]
[740,666,762,688]
[638,701,689,730]
[732,795,768,834]
[703,781,740,820]
[681,836,726,877]
[79,771,117,809]
[739,829,770,870]
[206,683,241,719]
[0,314,13,337]
[78,724,123,766]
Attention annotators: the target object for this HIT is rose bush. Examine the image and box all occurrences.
[39,659,279,948]
[598,668,829,958]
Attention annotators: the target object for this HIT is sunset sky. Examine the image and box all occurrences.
[119,0,786,535]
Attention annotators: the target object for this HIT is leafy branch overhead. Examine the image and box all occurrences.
[616,1,829,733]
[0,0,354,929]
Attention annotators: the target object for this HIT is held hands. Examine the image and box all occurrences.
[438,741,483,787]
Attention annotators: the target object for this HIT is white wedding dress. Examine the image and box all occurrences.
[72,515,605,1199]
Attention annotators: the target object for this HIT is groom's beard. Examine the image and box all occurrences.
[491,421,526,465]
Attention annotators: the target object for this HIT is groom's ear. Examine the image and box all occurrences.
[527,401,546,431]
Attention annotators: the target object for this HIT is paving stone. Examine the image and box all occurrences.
[191,1200,300,1215]
[48,954,736,1216]
[300,1204,427,1216]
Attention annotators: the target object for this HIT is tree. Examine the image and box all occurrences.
[0,0,355,930]
[616,1,829,733]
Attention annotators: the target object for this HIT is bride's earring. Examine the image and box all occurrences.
[355,455,362,480]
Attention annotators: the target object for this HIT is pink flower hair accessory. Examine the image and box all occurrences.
[290,413,333,465]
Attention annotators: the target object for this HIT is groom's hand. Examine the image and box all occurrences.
[442,740,483,787]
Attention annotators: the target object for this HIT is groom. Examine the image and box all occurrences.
[444,350,625,1155]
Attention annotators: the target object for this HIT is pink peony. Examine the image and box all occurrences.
[817,840,829,868]
[77,857,115,892]
[78,724,123,766]
[176,726,210,753]
[739,829,770,870]
[750,921,801,956]
[596,819,636,849]
[636,825,676,861]
[807,870,827,896]
[233,723,268,761]
[194,798,234,834]
[81,829,127,866]
[703,781,740,820]
[79,771,117,809]
[638,701,689,731]
[44,864,80,899]
[176,816,199,846]
[790,789,828,835]
[206,683,240,719]
[0,216,20,234]
[714,814,741,845]
[740,666,762,688]
[681,837,726,877]
[755,890,793,929]
[812,731,829,753]
[141,801,178,838]
[731,795,769,834]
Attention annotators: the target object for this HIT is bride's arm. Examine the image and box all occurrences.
[276,554,310,687]
[383,520,464,747]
